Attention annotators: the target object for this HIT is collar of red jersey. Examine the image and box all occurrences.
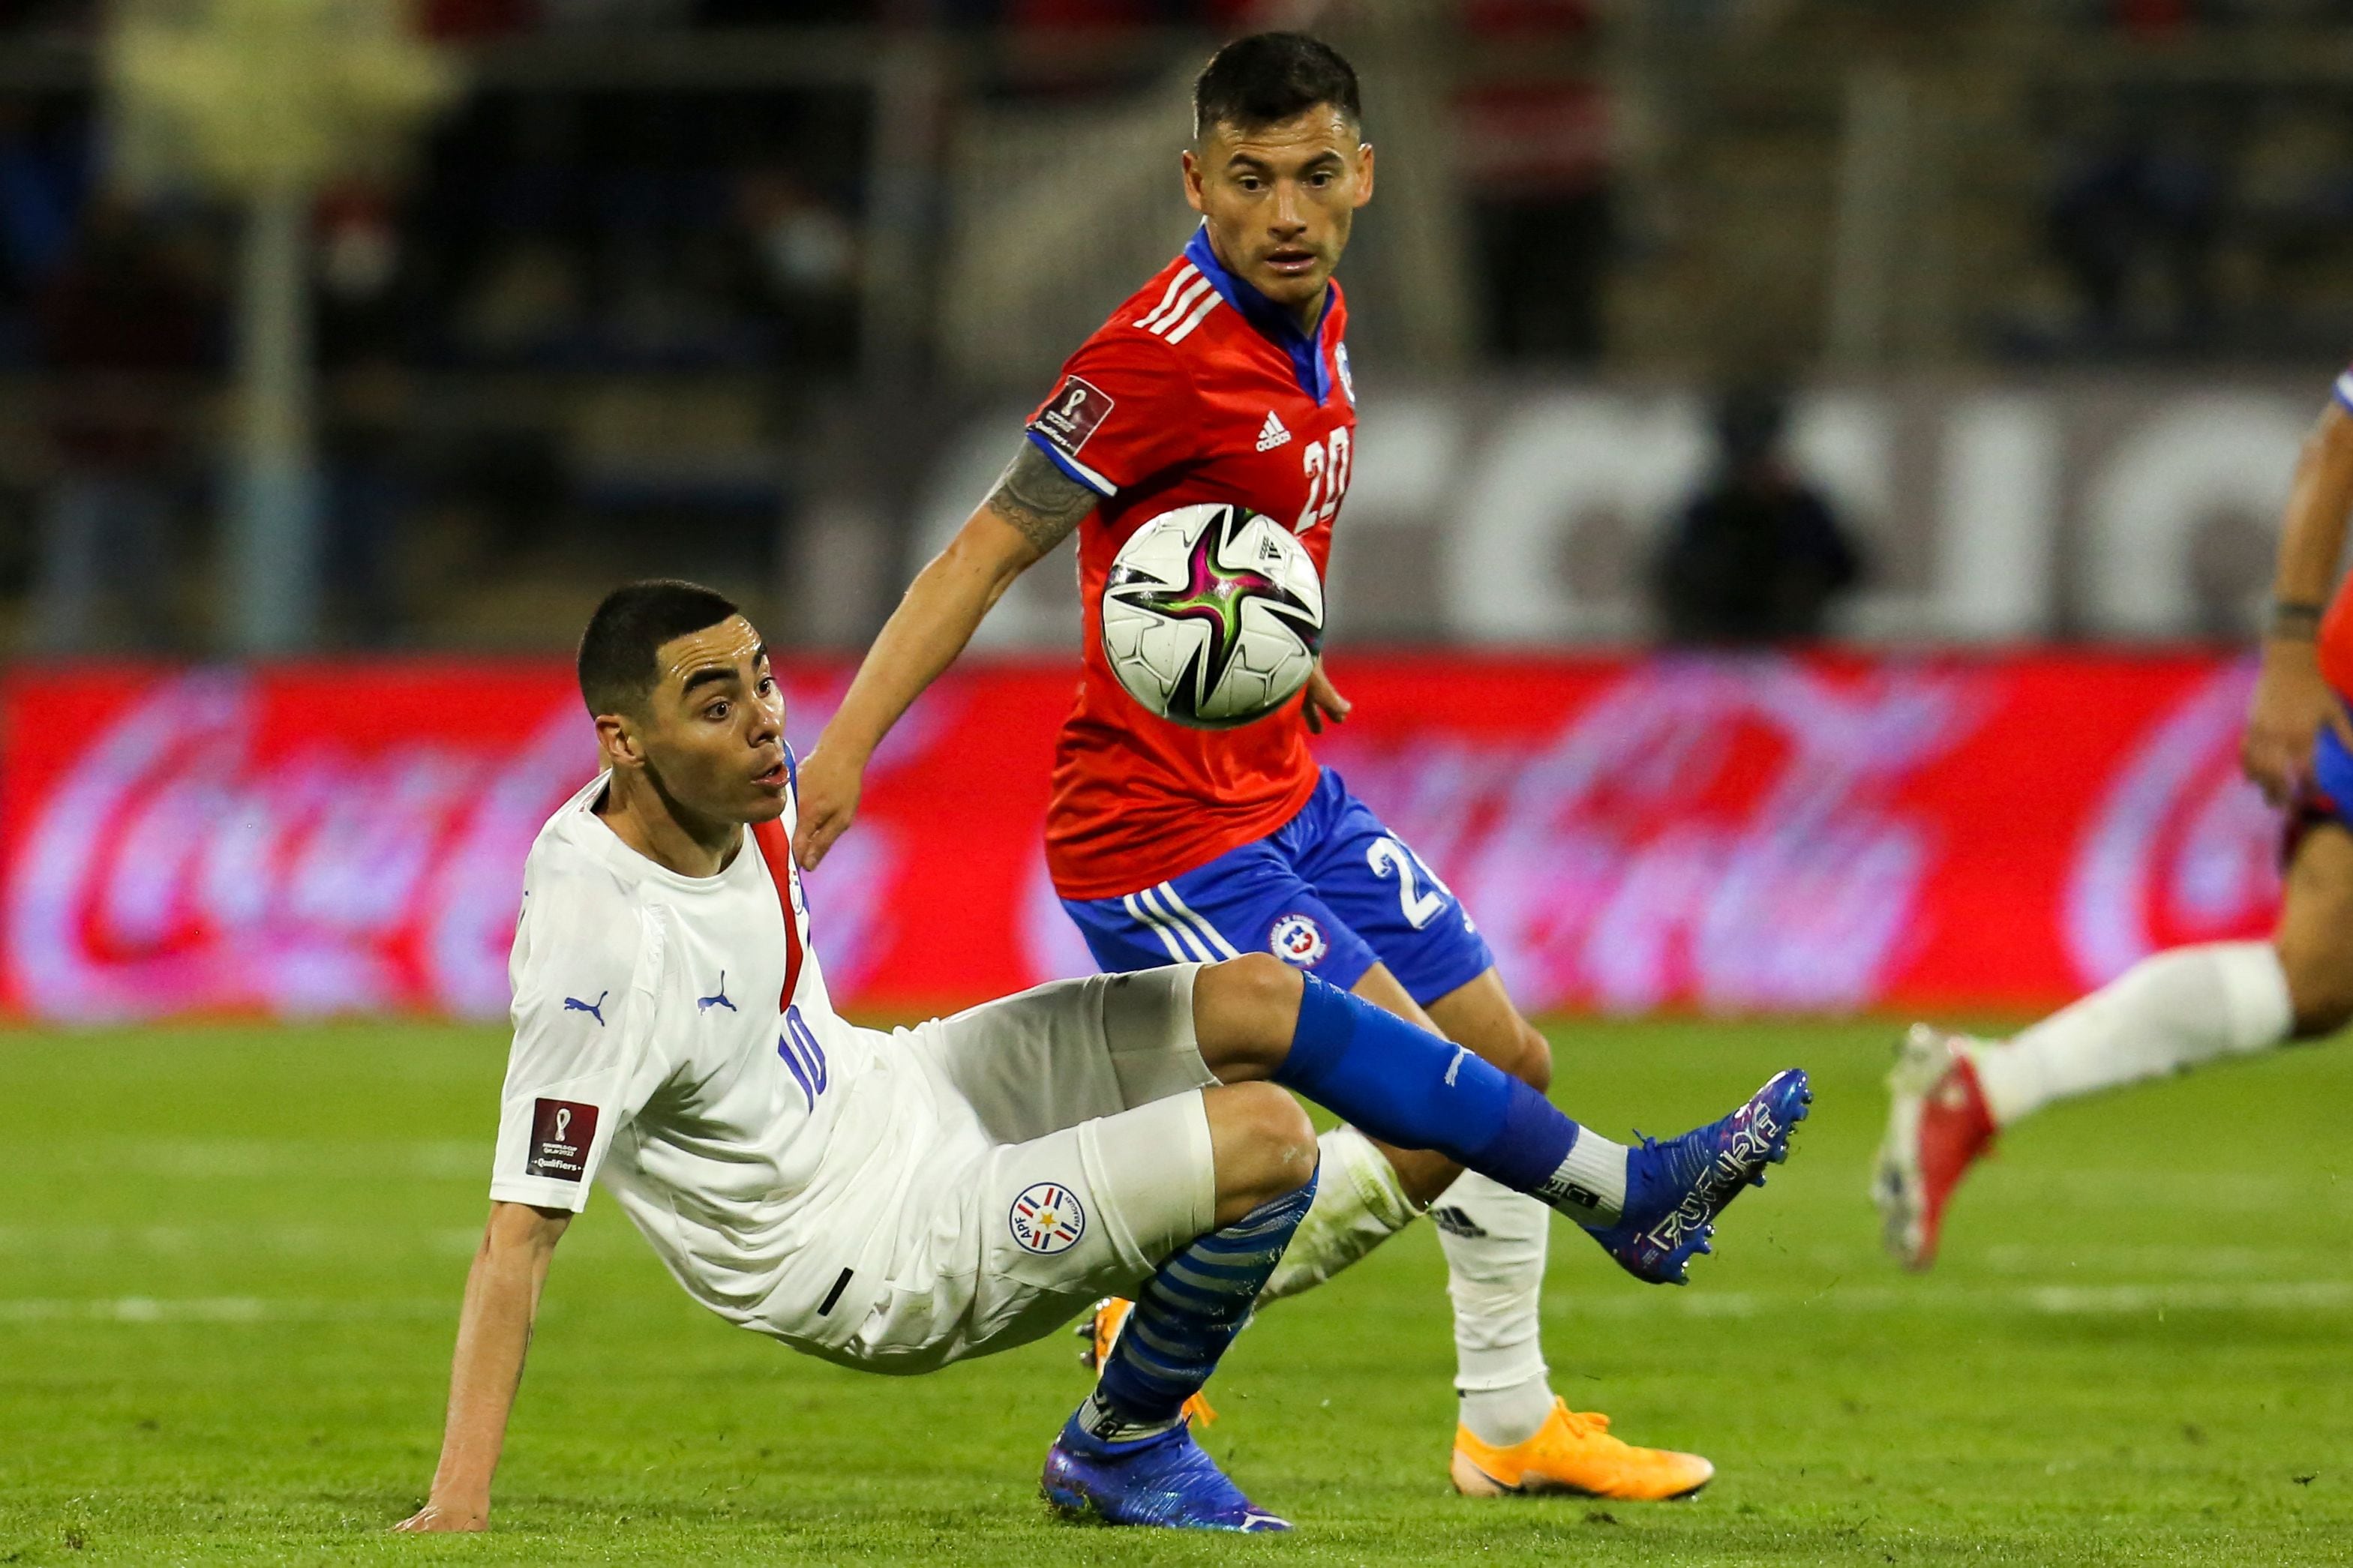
[1182,224,1339,406]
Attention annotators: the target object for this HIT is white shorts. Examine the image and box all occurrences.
[827,964,1218,1374]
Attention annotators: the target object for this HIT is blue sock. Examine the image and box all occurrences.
[1274,973,1598,1207]
[1069,1169,1318,1451]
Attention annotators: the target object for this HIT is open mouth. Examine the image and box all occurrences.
[752,759,789,789]
[1265,248,1317,274]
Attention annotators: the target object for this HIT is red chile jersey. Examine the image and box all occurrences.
[1025,226,1358,901]
[2321,367,2353,696]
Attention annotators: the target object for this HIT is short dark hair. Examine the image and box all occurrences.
[1193,32,1361,142]
[578,578,742,717]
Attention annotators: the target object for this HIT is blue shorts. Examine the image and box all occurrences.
[2318,721,2353,815]
[1059,769,1496,1007]
[2285,721,2353,862]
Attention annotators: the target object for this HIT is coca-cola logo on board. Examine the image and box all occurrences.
[2063,660,2280,987]
[1320,660,1985,1013]
[0,670,953,1024]
[5,673,596,1021]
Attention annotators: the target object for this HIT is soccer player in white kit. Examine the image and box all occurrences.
[395,580,1811,1534]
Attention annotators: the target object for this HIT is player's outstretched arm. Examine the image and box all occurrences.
[395,1201,572,1533]
[2244,400,2353,805]
[796,440,1097,869]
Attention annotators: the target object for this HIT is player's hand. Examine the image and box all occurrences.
[392,1501,486,1533]
[1303,661,1352,736]
[2241,638,2353,806]
[793,742,864,870]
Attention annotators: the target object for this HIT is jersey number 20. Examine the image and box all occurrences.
[1294,430,1352,534]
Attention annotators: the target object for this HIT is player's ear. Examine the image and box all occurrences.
[595,710,646,772]
[1181,148,1206,215]
[1354,142,1375,208]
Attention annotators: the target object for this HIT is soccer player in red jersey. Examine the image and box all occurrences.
[796,33,1728,1501]
[1877,373,2353,1270]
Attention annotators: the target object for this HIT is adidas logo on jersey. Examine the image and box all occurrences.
[1256,411,1292,451]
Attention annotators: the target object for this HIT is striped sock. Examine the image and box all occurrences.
[1071,1170,1319,1450]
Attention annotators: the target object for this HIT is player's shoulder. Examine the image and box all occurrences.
[524,783,636,901]
[515,790,657,978]
[1077,251,1230,367]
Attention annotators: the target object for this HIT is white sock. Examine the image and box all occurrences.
[1967,941,2294,1126]
[1256,1126,1423,1305]
[1432,1171,1556,1448]
[1544,1128,1630,1224]
[1460,1378,1556,1449]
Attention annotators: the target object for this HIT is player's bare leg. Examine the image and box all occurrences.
[1200,1082,1324,1225]
[2273,823,2353,1035]
[1877,823,2353,1270]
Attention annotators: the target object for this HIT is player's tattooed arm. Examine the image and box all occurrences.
[794,438,1098,871]
[986,441,1100,561]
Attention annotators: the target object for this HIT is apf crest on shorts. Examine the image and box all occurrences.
[1009,1181,1087,1255]
[1268,912,1328,968]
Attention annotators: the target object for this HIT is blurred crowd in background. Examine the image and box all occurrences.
[4,0,2353,655]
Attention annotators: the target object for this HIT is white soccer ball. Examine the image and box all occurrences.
[1101,502,1325,729]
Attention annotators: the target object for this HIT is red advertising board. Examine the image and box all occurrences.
[0,652,2280,1023]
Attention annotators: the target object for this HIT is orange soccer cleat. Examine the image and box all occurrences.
[1076,1297,1217,1427]
[1874,1023,1999,1271]
[1449,1399,1713,1501]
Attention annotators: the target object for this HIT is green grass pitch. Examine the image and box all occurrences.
[2,1014,2348,1565]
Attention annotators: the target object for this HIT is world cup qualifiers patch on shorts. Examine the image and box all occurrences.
[1268,912,1329,969]
[526,1099,599,1182]
[1009,1181,1087,1255]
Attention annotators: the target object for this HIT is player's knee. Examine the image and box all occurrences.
[1193,952,1304,1077]
[1501,1016,1553,1093]
[1241,1079,1316,1168]
[2281,947,2353,1039]
[1208,1081,1317,1216]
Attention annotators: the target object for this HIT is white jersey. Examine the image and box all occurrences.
[489,769,928,1352]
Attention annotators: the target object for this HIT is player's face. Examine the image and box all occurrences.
[1184,107,1373,319]
[629,616,791,826]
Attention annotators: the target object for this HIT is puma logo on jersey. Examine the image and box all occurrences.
[698,973,736,1014]
[564,991,608,1026]
[1255,410,1292,451]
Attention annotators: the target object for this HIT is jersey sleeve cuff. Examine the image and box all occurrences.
[2334,370,2353,414]
[489,1176,595,1213]
[1024,427,1118,498]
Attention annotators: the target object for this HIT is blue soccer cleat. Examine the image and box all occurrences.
[1583,1068,1812,1285]
[1042,1416,1289,1531]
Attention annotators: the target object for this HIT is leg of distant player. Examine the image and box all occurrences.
[1877,823,2353,1270]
